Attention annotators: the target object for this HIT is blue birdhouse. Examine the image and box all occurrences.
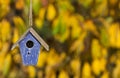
[12,27,49,65]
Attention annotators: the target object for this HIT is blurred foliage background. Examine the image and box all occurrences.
[0,0,120,78]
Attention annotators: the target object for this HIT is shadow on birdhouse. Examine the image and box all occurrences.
[12,27,49,65]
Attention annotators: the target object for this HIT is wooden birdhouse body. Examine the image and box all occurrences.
[19,32,41,65]
[12,28,49,65]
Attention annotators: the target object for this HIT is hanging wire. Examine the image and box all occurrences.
[29,0,33,26]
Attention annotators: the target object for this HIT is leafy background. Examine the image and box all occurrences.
[0,0,120,78]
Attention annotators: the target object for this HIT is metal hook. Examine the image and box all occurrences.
[29,0,33,26]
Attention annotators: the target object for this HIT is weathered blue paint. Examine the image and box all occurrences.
[19,32,41,65]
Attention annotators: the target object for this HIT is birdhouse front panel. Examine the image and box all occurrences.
[19,32,41,65]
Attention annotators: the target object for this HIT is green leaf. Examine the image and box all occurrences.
[53,18,66,35]
[100,28,109,47]
[3,54,12,76]
[33,0,41,15]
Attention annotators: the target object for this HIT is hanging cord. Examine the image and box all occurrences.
[29,0,33,26]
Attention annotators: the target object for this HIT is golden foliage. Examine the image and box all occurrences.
[28,66,36,78]
[82,62,92,78]
[108,23,120,48]
[15,0,24,10]
[0,0,120,78]
[0,20,11,42]
[3,54,12,76]
[58,70,69,78]
[91,39,102,59]
[70,58,80,75]
[37,51,48,67]
[47,4,56,21]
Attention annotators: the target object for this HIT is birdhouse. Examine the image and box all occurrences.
[12,27,49,65]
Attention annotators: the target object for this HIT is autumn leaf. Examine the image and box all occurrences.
[91,39,102,59]
[47,4,56,21]
[0,0,10,18]
[37,51,48,67]
[3,54,12,76]
[70,58,81,75]
[35,18,43,29]
[0,20,11,42]
[58,70,69,78]
[15,0,24,10]
[100,27,109,47]
[28,66,36,78]
[82,62,92,78]
[33,0,41,15]
[13,16,26,36]
[70,31,86,53]
[84,20,99,37]
[45,66,56,78]
[108,23,120,48]
[12,28,19,44]
[39,7,46,20]
[92,59,101,75]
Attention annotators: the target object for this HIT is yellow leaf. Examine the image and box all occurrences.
[0,0,10,5]
[12,28,19,43]
[113,63,120,78]
[101,71,109,78]
[28,66,36,78]
[116,57,120,65]
[58,70,69,78]
[99,58,107,71]
[1,42,10,53]
[59,52,66,62]
[35,18,43,29]
[47,4,56,21]
[13,53,21,64]
[1,20,11,42]
[70,32,86,52]
[3,54,12,76]
[13,16,26,35]
[0,0,10,18]
[108,23,120,48]
[84,20,99,37]
[82,62,92,78]
[11,47,19,56]
[70,58,81,75]
[15,0,24,10]
[37,70,44,78]
[37,51,48,67]
[0,40,2,50]
[91,0,108,17]
[8,69,17,78]
[46,49,59,66]
[13,16,25,27]
[92,59,101,75]
[101,48,108,58]
[39,8,46,20]
[91,39,102,59]
[68,15,82,39]
[0,53,6,71]
[45,66,56,78]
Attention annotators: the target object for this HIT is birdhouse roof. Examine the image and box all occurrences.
[12,27,49,51]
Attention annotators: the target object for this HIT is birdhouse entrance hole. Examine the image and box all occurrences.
[26,40,34,48]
